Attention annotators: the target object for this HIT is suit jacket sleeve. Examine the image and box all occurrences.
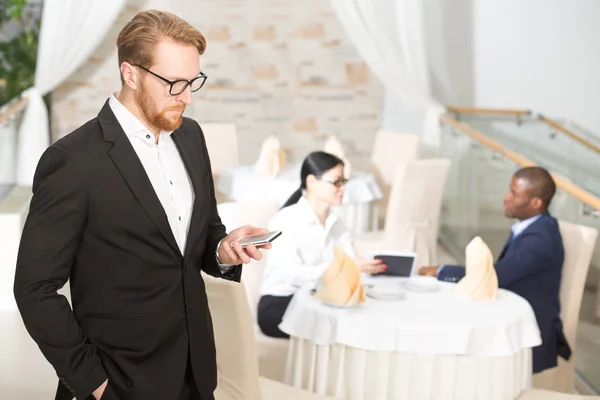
[13,145,107,399]
[195,121,242,281]
[437,265,466,282]
[493,231,554,287]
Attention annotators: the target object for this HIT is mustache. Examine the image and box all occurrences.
[165,106,186,112]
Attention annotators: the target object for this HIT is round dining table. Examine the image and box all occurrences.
[279,277,541,400]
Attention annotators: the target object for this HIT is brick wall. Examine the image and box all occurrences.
[51,0,383,168]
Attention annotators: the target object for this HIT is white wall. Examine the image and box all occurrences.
[385,0,600,137]
[474,0,600,135]
[51,0,383,169]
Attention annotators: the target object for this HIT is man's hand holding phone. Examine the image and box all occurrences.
[218,225,280,265]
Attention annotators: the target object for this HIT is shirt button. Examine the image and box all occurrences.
[170,181,173,185]
[182,306,187,314]
[179,216,182,221]
[146,134,151,139]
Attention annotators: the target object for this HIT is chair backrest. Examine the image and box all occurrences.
[370,130,420,185]
[217,201,280,233]
[535,221,599,393]
[558,221,597,354]
[201,123,239,177]
[217,201,280,319]
[204,274,262,400]
[383,158,452,266]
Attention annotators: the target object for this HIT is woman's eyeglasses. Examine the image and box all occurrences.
[319,177,349,188]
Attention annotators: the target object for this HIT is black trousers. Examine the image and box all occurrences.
[257,295,294,338]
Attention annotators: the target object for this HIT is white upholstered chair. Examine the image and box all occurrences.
[202,123,239,176]
[204,274,338,400]
[217,201,279,320]
[216,201,288,382]
[532,221,598,393]
[370,130,420,185]
[202,123,239,203]
[355,158,451,268]
[369,130,420,227]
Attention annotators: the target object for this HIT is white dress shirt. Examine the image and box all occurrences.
[109,93,194,254]
[511,214,542,238]
[259,196,356,297]
[96,93,228,400]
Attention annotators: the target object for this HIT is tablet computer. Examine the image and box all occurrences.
[366,251,417,277]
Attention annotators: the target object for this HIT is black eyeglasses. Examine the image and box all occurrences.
[319,177,349,188]
[134,64,207,95]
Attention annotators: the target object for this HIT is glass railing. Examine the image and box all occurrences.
[446,108,600,198]
[439,109,600,395]
[0,97,27,203]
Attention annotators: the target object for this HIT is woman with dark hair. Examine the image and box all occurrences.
[257,151,386,338]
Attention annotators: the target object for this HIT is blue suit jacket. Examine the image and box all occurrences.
[438,213,571,373]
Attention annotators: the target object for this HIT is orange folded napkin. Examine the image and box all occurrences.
[254,135,285,177]
[314,245,365,306]
[454,236,498,301]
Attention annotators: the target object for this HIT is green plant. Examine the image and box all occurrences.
[0,0,41,106]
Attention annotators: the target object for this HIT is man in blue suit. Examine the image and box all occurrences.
[419,166,571,373]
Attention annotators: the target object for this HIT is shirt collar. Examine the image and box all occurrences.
[296,196,338,232]
[108,91,174,140]
[511,214,542,238]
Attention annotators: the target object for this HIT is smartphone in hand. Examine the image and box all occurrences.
[230,230,282,248]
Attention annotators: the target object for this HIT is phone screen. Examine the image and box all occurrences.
[230,231,282,248]
[238,233,270,241]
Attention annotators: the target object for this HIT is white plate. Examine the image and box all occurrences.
[318,300,360,308]
[311,290,361,308]
[365,283,405,300]
[366,290,406,300]
[401,277,439,293]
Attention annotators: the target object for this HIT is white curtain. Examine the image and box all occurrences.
[329,0,444,152]
[16,0,126,186]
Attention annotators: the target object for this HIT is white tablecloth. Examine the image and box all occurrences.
[216,165,383,233]
[280,279,541,400]
[285,338,532,400]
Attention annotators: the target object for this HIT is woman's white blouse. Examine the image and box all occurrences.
[259,197,356,297]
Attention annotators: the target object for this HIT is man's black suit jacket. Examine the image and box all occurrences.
[13,101,241,400]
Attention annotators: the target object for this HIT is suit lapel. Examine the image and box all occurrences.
[497,214,548,261]
[98,101,182,258]
[171,129,207,261]
[498,233,514,261]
